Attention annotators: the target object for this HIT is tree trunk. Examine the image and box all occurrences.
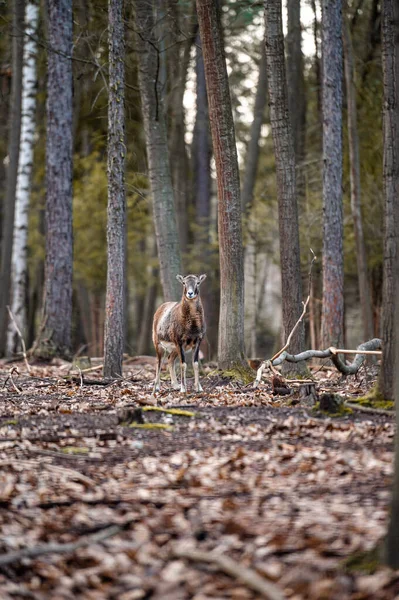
[310,0,322,122]
[320,0,344,348]
[286,0,306,165]
[241,42,268,212]
[378,0,399,402]
[167,0,197,255]
[196,0,248,373]
[35,0,73,359]
[342,20,374,343]
[192,32,218,360]
[6,0,39,355]
[134,0,182,302]
[264,0,305,373]
[137,269,158,355]
[0,0,25,356]
[103,0,126,378]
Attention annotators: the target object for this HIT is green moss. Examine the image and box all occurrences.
[312,402,353,418]
[61,446,89,455]
[350,384,394,410]
[0,419,18,427]
[128,422,173,431]
[343,544,382,574]
[221,362,255,385]
[143,407,195,417]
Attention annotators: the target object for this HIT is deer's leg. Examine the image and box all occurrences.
[167,349,179,389]
[153,345,164,393]
[178,343,187,393]
[193,337,203,392]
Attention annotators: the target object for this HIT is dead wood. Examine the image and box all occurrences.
[0,522,129,567]
[174,546,285,600]
[6,306,32,374]
[345,402,394,416]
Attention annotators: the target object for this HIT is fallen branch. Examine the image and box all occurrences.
[173,547,285,600]
[4,367,22,394]
[0,522,127,567]
[345,402,394,416]
[255,250,316,388]
[6,306,32,374]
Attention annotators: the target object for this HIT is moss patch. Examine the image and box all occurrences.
[61,446,89,455]
[312,402,353,418]
[221,363,255,385]
[128,422,173,431]
[343,544,383,574]
[143,407,195,417]
[350,384,394,411]
[0,419,18,427]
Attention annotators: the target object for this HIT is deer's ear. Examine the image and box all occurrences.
[176,274,185,284]
[199,274,207,284]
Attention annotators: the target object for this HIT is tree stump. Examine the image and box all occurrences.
[319,393,343,413]
[299,383,318,405]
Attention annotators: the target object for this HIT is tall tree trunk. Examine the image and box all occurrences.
[167,0,197,254]
[241,42,268,212]
[35,0,73,358]
[192,33,218,359]
[320,0,344,348]
[196,0,249,374]
[310,0,322,122]
[286,0,306,165]
[264,0,305,372]
[6,0,39,355]
[342,20,374,343]
[378,0,399,401]
[0,0,25,356]
[103,0,126,377]
[134,0,182,302]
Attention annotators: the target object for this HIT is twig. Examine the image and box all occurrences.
[3,458,96,487]
[173,547,285,600]
[0,523,127,567]
[4,367,22,394]
[6,306,32,374]
[254,250,316,388]
[345,402,394,416]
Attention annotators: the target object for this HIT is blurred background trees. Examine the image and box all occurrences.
[0,0,392,370]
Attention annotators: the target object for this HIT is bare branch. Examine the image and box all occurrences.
[173,546,285,600]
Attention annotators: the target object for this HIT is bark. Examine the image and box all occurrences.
[241,42,268,212]
[342,20,374,343]
[35,0,73,358]
[196,0,248,371]
[286,0,306,165]
[103,0,126,378]
[386,317,399,568]
[0,0,25,356]
[320,0,344,348]
[192,33,218,359]
[378,0,399,402]
[264,0,305,372]
[6,0,39,355]
[134,0,182,302]
[310,0,322,122]
[167,0,197,254]
[137,270,158,355]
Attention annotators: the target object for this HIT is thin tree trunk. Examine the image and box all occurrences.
[7,0,39,355]
[310,0,322,122]
[134,0,182,302]
[167,0,197,254]
[342,20,374,343]
[196,0,249,374]
[35,0,73,358]
[0,0,25,356]
[103,0,126,378]
[264,0,306,373]
[378,0,399,402]
[241,42,268,212]
[320,0,344,348]
[192,32,218,360]
[137,269,158,355]
[286,0,306,165]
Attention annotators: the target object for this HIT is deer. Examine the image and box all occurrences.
[152,274,206,394]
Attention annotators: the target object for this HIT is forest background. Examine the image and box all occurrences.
[0,0,385,372]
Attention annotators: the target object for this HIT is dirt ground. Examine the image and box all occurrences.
[0,357,397,599]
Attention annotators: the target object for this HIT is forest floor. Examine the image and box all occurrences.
[0,356,397,600]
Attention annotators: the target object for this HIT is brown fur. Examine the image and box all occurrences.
[152,274,206,393]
